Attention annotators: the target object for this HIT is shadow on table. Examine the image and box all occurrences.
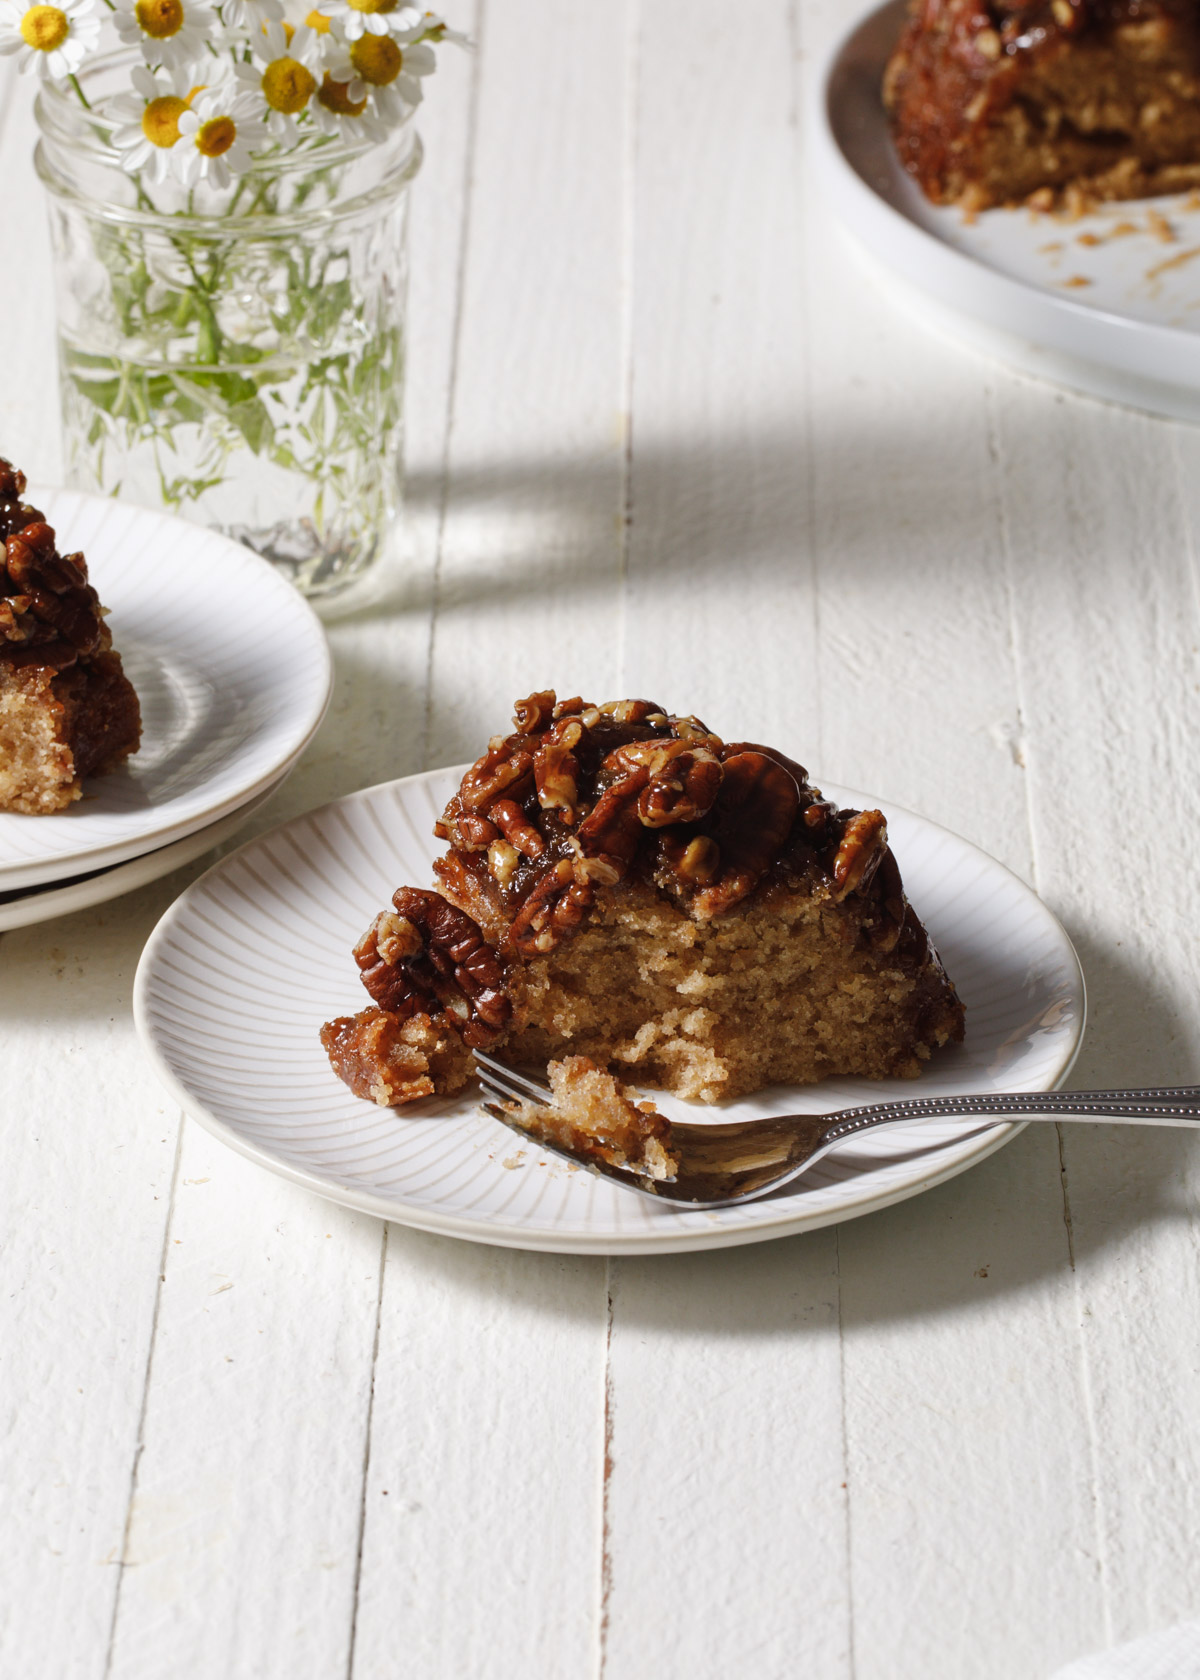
[610,925,1200,1334]
[4,891,1194,1341]
[389,412,995,618]
[310,407,1058,785]
[380,924,1200,1339]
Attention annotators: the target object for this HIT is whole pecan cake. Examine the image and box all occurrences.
[321,693,966,1160]
[0,459,142,814]
[884,0,1200,209]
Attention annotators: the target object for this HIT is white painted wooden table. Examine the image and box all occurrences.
[4,4,1200,1675]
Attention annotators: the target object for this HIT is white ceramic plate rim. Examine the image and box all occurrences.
[812,1,1200,409]
[0,490,333,889]
[0,773,288,932]
[133,769,1086,1256]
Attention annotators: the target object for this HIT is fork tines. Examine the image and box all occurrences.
[473,1051,551,1108]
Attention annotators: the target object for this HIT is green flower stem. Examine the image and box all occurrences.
[194,296,221,364]
[61,148,406,563]
[134,180,227,361]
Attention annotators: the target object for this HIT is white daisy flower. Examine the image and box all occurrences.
[113,0,219,72]
[108,61,204,184]
[233,19,323,141]
[0,0,99,80]
[291,0,338,64]
[317,0,419,44]
[309,58,384,141]
[346,30,430,120]
[172,85,267,189]
[416,12,467,48]
[217,0,282,28]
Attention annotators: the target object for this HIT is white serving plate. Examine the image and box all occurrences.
[133,766,1085,1257]
[0,775,285,932]
[0,490,332,890]
[815,0,1200,422]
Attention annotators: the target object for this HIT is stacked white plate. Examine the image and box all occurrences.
[816,0,1200,422]
[0,491,332,932]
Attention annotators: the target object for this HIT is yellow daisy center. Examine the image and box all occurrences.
[196,114,237,157]
[349,33,401,85]
[346,0,395,13]
[141,93,189,147]
[304,7,330,30]
[19,5,68,51]
[317,72,367,116]
[135,0,184,39]
[262,56,315,113]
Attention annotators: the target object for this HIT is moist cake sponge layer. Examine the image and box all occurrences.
[504,878,958,1104]
[0,652,141,815]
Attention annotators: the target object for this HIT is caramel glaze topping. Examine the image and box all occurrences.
[434,691,919,959]
[984,0,1185,40]
[0,458,107,672]
[352,692,942,1050]
[903,0,1188,70]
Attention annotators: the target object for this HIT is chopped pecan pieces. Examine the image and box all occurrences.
[354,913,438,1017]
[509,858,595,957]
[0,459,44,545]
[444,810,499,852]
[864,849,907,953]
[672,716,722,750]
[802,800,836,842]
[830,810,889,902]
[636,741,723,828]
[661,833,721,885]
[599,698,665,725]
[488,838,521,887]
[374,911,424,965]
[456,740,534,813]
[723,740,808,789]
[488,797,545,858]
[354,887,511,1048]
[576,761,652,875]
[534,718,584,822]
[513,689,556,734]
[693,751,801,919]
[0,499,106,672]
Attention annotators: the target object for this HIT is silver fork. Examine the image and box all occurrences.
[474,1051,1200,1208]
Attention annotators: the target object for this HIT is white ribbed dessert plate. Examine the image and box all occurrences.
[133,767,1085,1256]
[816,1,1200,423]
[0,774,285,932]
[0,491,331,890]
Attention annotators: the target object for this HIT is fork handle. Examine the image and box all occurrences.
[823,1088,1200,1145]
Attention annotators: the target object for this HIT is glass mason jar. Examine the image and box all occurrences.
[35,53,421,597]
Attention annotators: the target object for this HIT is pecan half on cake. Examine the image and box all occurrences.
[884,0,1200,210]
[322,693,966,1156]
[0,459,142,814]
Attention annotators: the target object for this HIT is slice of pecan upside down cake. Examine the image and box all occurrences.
[321,692,965,1175]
